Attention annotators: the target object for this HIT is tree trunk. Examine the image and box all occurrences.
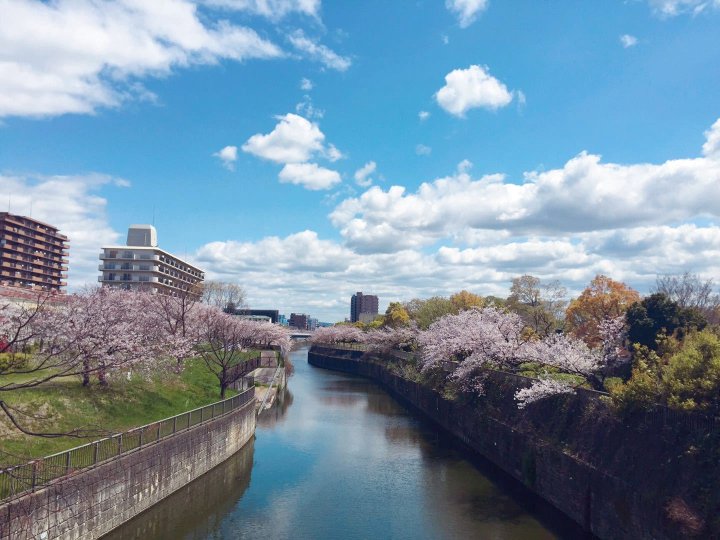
[82,359,91,387]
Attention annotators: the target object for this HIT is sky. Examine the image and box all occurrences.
[1,0,719,322]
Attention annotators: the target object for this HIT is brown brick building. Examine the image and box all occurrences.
[0,213,69,293]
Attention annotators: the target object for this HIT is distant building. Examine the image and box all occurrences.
[278,314,288,326]
[289,313,309,330]
[0,212,69,294]
[99,225,204,296]
[232,309,279,324]
[237,314,272,323]
[350,291,379,323]
[308,317,319,331]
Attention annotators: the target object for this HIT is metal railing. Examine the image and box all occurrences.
[0,387,255,503]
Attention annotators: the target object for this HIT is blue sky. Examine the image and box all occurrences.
[1,0,719,321]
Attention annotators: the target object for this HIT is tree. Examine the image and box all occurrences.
[383,302,411,327]
[365,324,419,354]
[418,307,528,392]
[310,324,364,345]
[610,329,720,414]
[506,275,567,337]
[449,290,484,312]
[565,275,640,347]
[199,281,247,312]
[654,272,720,324]
[404,296,456,330]
[626,293,707,350]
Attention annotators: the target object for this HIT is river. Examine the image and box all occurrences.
[107,346,584,539]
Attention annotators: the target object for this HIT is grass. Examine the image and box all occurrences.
[0,358,238,465]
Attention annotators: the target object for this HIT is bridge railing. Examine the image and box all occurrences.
[0,387,255,503]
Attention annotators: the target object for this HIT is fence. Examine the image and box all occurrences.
[0,387,255,503]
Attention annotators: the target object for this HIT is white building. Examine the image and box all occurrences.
[99,225,204,296]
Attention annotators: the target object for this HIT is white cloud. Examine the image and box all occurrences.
[620,34,638,48]
[445,0,489,28]
[0,174,123,289]
[288,30,351,71]
[213,145,238,170]
[190,119,720,321]
[331,118,720,252]
[354,161,376,187]
[648,0,720,16]
[295,94,324,119]
[435,65,515,117]
[242,113,325,163]
[418,110,430,121]
[441,34,450,45]
[300,77,314,90]
[202,0,321,19]
[324,144,344,162]
[278,162,341,190]
[0,0,283,119]
[416,144,432,156]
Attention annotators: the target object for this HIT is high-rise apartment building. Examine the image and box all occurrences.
[99,225,204,296]
[350,291,379,323]
[0,213,69,293]
[289,313,309,330]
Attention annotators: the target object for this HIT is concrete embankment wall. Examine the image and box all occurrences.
[0,398,256,540]
[309,346,711,540]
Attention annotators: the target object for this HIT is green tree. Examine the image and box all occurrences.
[664,330,720,413]
[404,296,455,329]
[626,293,707,350]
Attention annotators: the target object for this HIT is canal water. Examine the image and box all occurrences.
[107,346,582,540]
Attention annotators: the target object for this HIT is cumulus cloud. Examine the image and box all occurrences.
[418,110,430,121]
[445,0,489,28]
[331,118,720,252]
[300,77,314,90]
[416,144,432,156]
[189,119,720,320]
[0,0,283,119]
[0,174,123,288]
[435,65,516,117]
[288,30,351,71]
[620,34,638,48]
[279,162,341,190]
[295,94,324,119]
[213,145,238,170]
[203,0,321,18]
[648,0,720,16]
[242,113,325,163]
[354,161,376,187]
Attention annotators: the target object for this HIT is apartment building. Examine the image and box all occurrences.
[350,291,379,323]
[0,212,69,293]
[99,225,204,296]
[289,313,309,330]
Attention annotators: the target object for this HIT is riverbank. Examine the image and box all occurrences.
[309,345,716,540]
[0,359,237,463]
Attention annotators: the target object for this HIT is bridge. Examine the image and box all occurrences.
[289,331,313,339]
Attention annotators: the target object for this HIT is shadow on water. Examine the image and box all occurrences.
[104,439,255,540]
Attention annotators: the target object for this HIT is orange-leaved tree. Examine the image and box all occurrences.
[565,275,640,347]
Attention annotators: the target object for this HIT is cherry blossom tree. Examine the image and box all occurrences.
[418,307,528,392]
[364,323,419,354]
[311,325,364,345]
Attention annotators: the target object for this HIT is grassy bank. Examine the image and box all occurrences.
[0,358,236,464]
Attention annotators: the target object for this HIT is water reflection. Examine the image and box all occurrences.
[105,440,254,540]
[109,346,585,540]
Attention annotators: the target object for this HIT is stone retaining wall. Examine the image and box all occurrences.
[309,346,709,540]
